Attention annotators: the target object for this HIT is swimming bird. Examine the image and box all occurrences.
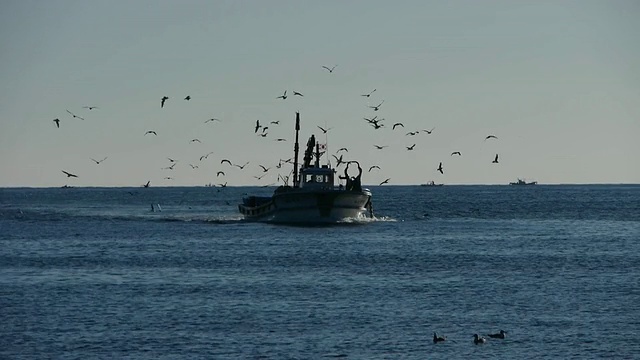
[255,120,261,133]
[82,106,99,110]
[437,162,444,174]
[144,130,157,136]
[90,157,107,164]
[433,332,446,343]
[406,144,416,151]
[184,95,191,101]
[361,89,376,97]
[422,127,435,134]
[322,64,337,73]
[374,145,388,150]
[216,171,225,177]
[492,154,499,163]
[66,109,85,120]
[379,178,390,185]
[53,118,60,128]
[451,151,462,156]
[487,330,506,339]
[317,126,332,134]
[473,334,487,345]
[142,180,150,188]
[277,90,287,100]
[485,135,498,140]
[392,122,404,130]
[369,100,384,111]
[293,91,303,96]
[368,165,380,172]
[161,96,168,108]
[62,170,78,178]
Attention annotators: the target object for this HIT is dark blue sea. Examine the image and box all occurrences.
[1,185,639,359]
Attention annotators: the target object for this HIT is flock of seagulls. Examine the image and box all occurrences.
[52,63,504,187]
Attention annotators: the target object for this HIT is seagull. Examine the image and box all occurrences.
[189,164,199,169]
[336,148,348,153]
[90,157,107,164]
[293,91,303,96]
[392,122,404,130]
[437,162,444,174]
[161,96,168,108]
[363,116,378,124]
[163,163,176,170]
[255,120,261,133]
[276,90,287,100]
[433,332,446,344]
[422,127,435,134]
[473,334,487,345]
[199,152,214,161]
[406,131,419,136]
[167,157,178,163]
[190,138,201,143]
[53,118,60,128]
[218,182,227,188]
[66,109,85,120]
[254,174,267,180]
[259,165,270,172]
[373,145,388,150]
[184,95,191,101]
[451,151,462,156]
[322,64,337,73]
[82,106,99,110]
[487,330,507,339]
[205,118,221,123]
[379,178,390,186]
[485,135,498,141]
[221,159,233,166]
[317,126,332,134]
[492,154,499,163]
[369,100,384,111]
[144,130,157,136]
[332,154,345,167]
[164,176,174,180]
[406,144,416,151]
[270,121,280,125]
[361,89,376,97]
[234,162,249,169]
[142,180,150,188]
[368,165,380,172]
[274,138,287,142]
[216,171,225,177]
[62,170,78,178]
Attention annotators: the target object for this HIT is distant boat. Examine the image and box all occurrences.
[509,178,537,185]
[238,112,373,224]
[420,180,443,187]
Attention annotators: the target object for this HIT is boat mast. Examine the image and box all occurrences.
[293,112,300,188]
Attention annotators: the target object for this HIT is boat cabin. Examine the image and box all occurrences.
[299,166,335,190]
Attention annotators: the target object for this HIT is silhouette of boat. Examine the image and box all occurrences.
[509,178,537,185]
[420,180,443,187]
[238,112,373,223]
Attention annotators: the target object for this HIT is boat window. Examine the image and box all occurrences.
[316,175,324,183]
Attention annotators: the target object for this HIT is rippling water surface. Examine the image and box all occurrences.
[1,185,639,359]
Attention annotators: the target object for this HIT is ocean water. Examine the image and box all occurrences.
[1,185,639,359]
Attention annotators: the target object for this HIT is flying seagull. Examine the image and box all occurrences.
[259,165,270,172]
[66,109,85,120]
[293,91,303,96]
[144,130,157,136]
[368,165,381,172]
[437,162,444,174]
[221,159,233,166]
[82,106,99,110]
[161,96,169,108]
[379,178,391,186]
[361,89,376,97]
[322,64,337,73]
[190,138,201,143]
[422,127,435,134]
[373,145,388,150]
[406,144,416,151]
[216,171,225,177]
[255,120,261,133]
[492,154,499,163]
[90,157,107,164]
[336,147,348,153]
[451,151,462,156]
[205,118,221,123]
[53,118,60,128]
[142,180,150,188]
[485,135,498,141]
[317,126,332,134]
[276,90,287,100]
[392,122,404,130]
[62,170,78,178]
[368,100,384,111]
[184,95,191,101]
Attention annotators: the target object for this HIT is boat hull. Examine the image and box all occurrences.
[239,189,372,223]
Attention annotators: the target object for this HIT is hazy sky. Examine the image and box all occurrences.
[1,0,638,187]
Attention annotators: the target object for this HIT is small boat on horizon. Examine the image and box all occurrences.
[420,180,443,187]
[510,178,538,185]
[238,112,373,224]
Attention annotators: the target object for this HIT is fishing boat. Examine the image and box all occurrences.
[238,112,373,223]
[509,178,538,185]
[420,180,443,187]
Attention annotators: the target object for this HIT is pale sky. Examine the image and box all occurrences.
[1,0,638,187]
